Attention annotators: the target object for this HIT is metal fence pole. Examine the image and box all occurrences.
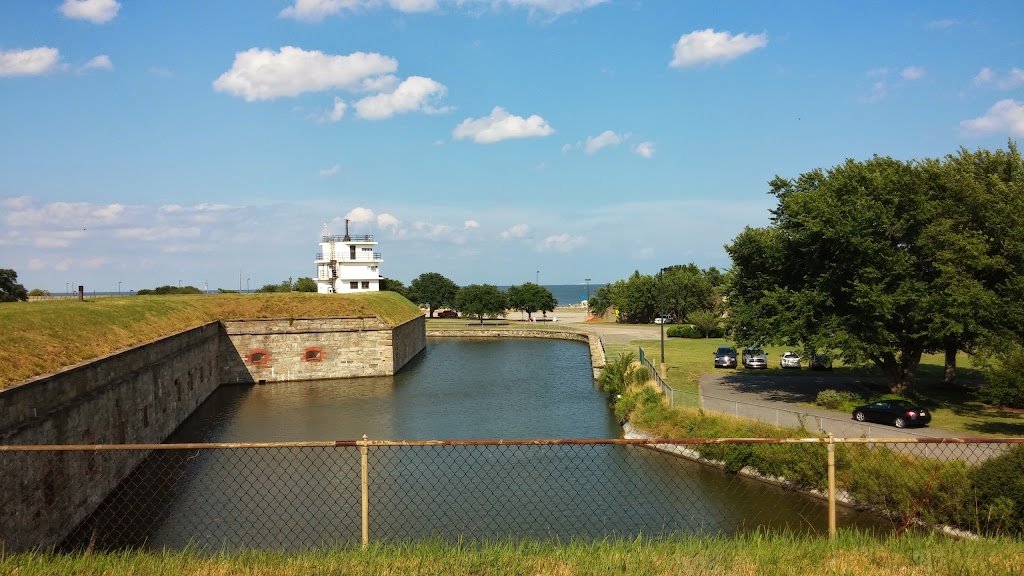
[360,434,370,548]
[827,433,836,540]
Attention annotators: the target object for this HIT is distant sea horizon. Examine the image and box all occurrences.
[496,284,606,307]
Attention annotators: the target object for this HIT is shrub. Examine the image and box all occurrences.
[666,325,701,338]
[979,346,1024,408]
[967,444,1024,535]
[598,352,635,399]
[27,288,50,297]
[815,389,861,410]
[630,365,650,386]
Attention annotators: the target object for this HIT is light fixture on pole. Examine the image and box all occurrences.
[118,281,121,297]
[247,278,250,293]
[536,270,539,285]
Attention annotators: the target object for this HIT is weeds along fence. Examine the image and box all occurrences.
[638,347,673,406]
[1,437,1021,552]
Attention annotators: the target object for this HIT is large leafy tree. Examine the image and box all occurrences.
[294,277,317,292]
[610,271,658,323]
[727,145,1024,394]
[0,269,29,302]
[506,282,557,320]
[455,284,508,324]
[409,272,459,317]
[659,264,715,321]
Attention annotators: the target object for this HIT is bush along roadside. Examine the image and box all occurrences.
[618,385,1024,537]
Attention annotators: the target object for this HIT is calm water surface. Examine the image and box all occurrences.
[67,338,889,549]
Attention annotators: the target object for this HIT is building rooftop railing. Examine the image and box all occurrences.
[322,234,374,243]
[315,253,382,261]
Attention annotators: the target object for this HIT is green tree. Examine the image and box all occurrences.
[137,285,203,295]
[611,271,658,324]
[257,279,292,293]
[588,285,613,315]
[379,277,413,300]
[687,309,722,338]
[727,144,1024,394]
[410,272,459,317]
[294,277,317,292]
[506,282,557,321]
[0,269,29,302]
[659,264,715,321]
[455,284,507,324]
[28,288,50,297]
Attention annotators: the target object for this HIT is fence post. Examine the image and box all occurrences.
[826,433,836,540]
[360,434,370,548]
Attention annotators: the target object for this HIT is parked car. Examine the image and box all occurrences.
[810,354,833,370]
[653,315,674,324]
[742,347,768,369]
[437,310,459,318]
[714,346,738,368]
[780,352,802,369]
[852,399,931,428]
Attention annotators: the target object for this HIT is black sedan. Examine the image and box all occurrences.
[852,400,931,428]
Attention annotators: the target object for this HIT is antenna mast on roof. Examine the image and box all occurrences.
[343,219,351,241]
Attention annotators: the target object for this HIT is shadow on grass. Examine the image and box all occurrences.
[711,369,888,405]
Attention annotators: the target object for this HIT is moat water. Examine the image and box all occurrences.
[68,338,888,549]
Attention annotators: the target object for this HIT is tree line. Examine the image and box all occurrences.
[381,272,557,324]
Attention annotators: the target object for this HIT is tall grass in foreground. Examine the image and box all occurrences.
[3,532,1021,576]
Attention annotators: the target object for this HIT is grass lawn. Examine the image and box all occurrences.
[605,337,1023,437]
[2,533,1021,576]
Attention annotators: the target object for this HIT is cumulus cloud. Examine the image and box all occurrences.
[318,164,341,177]
[213,47,398,101]
[584,130,622,155]
[80,54,113,72]
[464,220,480,229]
[414,221,452,240]
[346,207,376,223]
[670,29,767,68]
[149,67,174,78]
[901,66,925,80]
[537,233,586,253]
[35,230,86,248]
[60,0,120,23]
[377,213,400,230]
[320,97,347,123]
[500,223,530,239]
[453,106,554,144]
[974,67,1024,90]
[959,99,1024,137]
[633,141,655,159]
[0,47,60,77]
[354,76,450,119]
[4,200,127,227]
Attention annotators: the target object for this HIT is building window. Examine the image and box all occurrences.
[350,282,358,289]
[247,349,271,367]
[362,281,369,289]
[304,347,324,362]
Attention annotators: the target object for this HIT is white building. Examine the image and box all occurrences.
[315,220,382,294]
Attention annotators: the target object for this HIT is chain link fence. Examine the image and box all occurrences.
[2,437,1020,552]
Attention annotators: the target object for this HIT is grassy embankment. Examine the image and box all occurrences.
[604,335,1021,436]
[0,292,422,390]
[3,532,1022,576]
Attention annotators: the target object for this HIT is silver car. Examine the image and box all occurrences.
[742,348,768,369]
[780,351,802,369]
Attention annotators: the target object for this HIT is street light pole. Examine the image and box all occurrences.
[536,270,539,285]
[585,278,591,318]
[247,278,250,293]
[118,281,121,297]
[659,267,669,379]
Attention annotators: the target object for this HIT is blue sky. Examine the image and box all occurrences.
[1,0,1022,293]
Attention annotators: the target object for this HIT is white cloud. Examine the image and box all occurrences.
[859,81,887,104]
[537,233,586,253]
[670,29,767,68]
[114,227,201,241]
[453,106,554,144]
[279,0,601,21]
[149,67,174,78]
[34,230,86,248]
[500,223,530,239]
[318,164,341,177]
[320,97,347,123]
[414,221,452,240]
[213,47,398,102]
[974,67,995,86]
[925,19,957,30]
[633,141,655,159]
[464,220,480,229]
[54,259,73,272]
[4,200,127,227]
[959,99,1024,137]
[346,207,376,223]
[60,0,120,24]
[79,257,110,269]
[354,76,450,119]
[561,143,575,155]
[377,213,400,230]
[27,258,46,271]
[901,66,925,80]
[0,47,60,77]
[584,130,622,155]
[80,54,113,72]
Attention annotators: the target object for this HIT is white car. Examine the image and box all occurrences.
[780,352,802,369]
[653,315,674,324]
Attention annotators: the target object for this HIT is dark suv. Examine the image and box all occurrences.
[714,346,738,368]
